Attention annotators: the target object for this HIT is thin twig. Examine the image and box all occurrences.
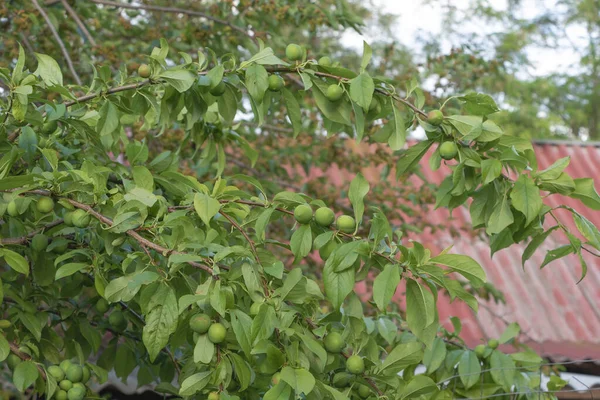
[88,0,258,45]
[8,341,47,380]
[60,0,97,46]
[0,219,64,245]
[31,0,82,85]
[220,210,260,264]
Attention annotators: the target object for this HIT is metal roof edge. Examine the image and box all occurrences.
[532,139,600,147]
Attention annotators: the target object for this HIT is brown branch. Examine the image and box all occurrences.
[60,0,97,47]
[64,81,149,107]
[31,0,82,85]
[88,0,258,45]
[8,341,47,380]
[220,210,260,264]
[0,219,65,245]
[65,198,215,274]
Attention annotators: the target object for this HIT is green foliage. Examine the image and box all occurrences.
[0,10,598,398]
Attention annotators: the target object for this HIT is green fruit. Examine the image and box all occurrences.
[207,392,220,400]
[52,240,69,254]
[332,372,352,388]
[31,234,49,252]
[369,96,380,112]
[7,200,19,217]
[55,390,68,400]
[59,360,73,373]
[0,319,12,328]
[71,209,91,228]
[37,196,54,213]
[336,215,356,234]
[72,382,85,391]
[109,310,127,331]
[189,314,211,334]
[323,332,344,353]
[439,141,458,160]
[326,84,344,102]
[315,207,335,227]
[474,344,486,358]
[318,56,332,67]
[285,44,303,61]
[271,372,281,386]
[346,355,365,374]
[66,365,83,383]
[210,81,226,96]
[427,110,444,126]
[207,323,227,344]
[48,365,65,381]
[41,120,58,135]
[198,75,212,88]
[39,137,49,148]
[64,211,74,226]
[96,298,109,314]
[319,240,336,261]
[138,64,151,78]
[81,366,90,383]
[294,204,313,224]
[268,75,284,91]
[249,302,262,316]
[488,339,499,349]
[358,384,371,398]
[59,380,73,391]
[7,354,22,370]
[67,386,85,400]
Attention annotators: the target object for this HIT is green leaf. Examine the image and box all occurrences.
[522,227,559,267]
[34,53,63,86]
[97,101,119,137]
[245,64,269,103]
[373,264,400,311]
[0,175,34,190]
[423,337,446,373]
[242,47,288,67]
[458,92,500,116]
[499,322,520,344]
[360,41,372,71]
[194,334,215,364]
[448,115,503,142]
[349,172,369,226]
[540,245,575,269]
[396,140,434,177]
[458,350,481,389]
[377,342,423,374]
[230,310,252,358]
[481,159,502,185]
[349,72,374,112]
[535,156,570,181]
[55,263,88,280]
[569,178,600,210]
[13,361,39,392]
[490,351,515,391]
[573,212,600,251]
[486,195,514,235]
[264,382,293,400]
[280,366,315,395]
[251,304,277,343]
[179,371,212,396]
[323,255,355,310]
[510,175,542,226]
[431,254,486,288]
[297,333,327,365]
[0,249,29,276]
[158,69,196,93]
[229,353,252,391]
[12,44,25,83]
[539,172,575,194]
[0,334,10,361]
[400,375,438,399]
[310,78,352,125]
[290,225,312,260]
[389,103,406,151]
[142,285,178,362]
[194,192,221,226]
[282,88,301,137]
[405,279,435,338]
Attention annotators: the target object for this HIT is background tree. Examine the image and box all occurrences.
[1,1,600,400]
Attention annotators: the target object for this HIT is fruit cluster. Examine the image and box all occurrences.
[47,360,92,400]
[189,314,227,344]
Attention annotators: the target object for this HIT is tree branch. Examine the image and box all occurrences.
[60,0,97,47]
[0,219,64,245]
[88,0,258,45]
[8,341,47,380]
[220,210,261,264]
[31,0,82,85]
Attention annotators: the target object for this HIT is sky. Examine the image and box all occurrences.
[342,0,584,77]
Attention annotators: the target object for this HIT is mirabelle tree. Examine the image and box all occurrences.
[1,29,599,400]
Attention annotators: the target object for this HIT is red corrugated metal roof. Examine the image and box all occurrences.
[304,140,600,361]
